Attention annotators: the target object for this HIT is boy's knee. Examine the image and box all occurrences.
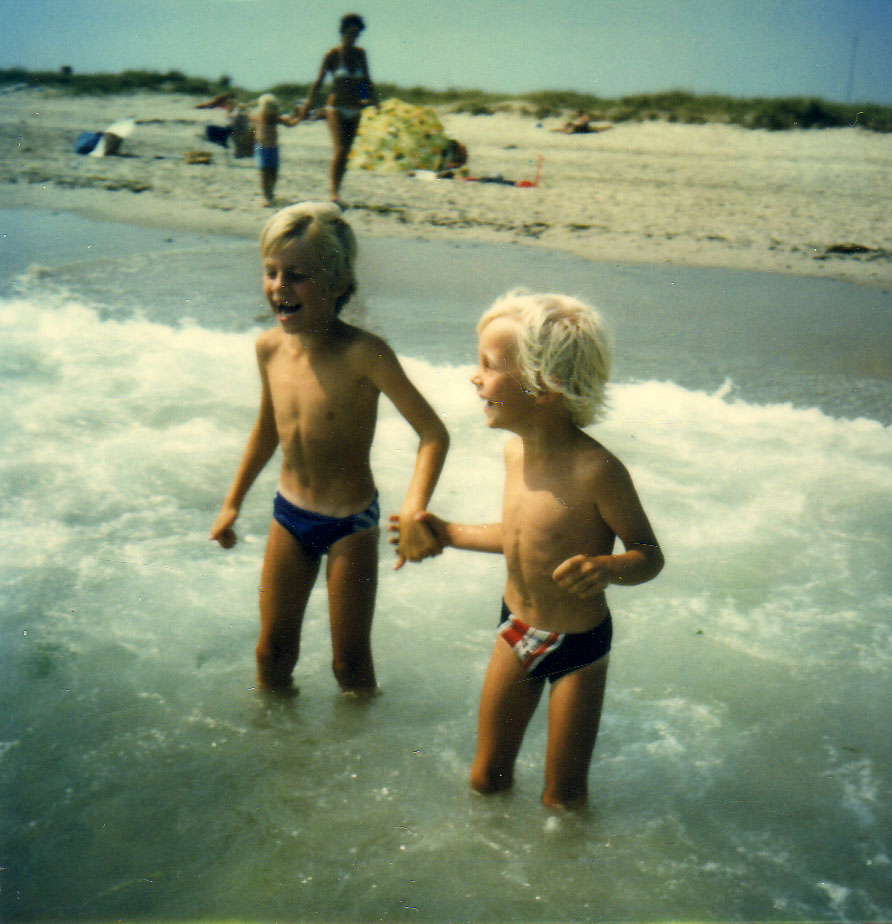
[255,632,296,661]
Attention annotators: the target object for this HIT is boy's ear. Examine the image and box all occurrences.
[328,275,352,300]
[534,388,562,406]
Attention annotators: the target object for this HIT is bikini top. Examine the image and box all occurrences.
[331,53,364,80]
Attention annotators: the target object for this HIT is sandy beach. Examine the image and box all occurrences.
[2,89,891,289]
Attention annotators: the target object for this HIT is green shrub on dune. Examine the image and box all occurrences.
[0,67,224,97]
[2,67,889,133]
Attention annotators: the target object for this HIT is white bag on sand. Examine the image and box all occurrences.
[89,118,135,157]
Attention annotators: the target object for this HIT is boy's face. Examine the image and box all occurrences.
[471,318,537,430]
[262,238,342,334]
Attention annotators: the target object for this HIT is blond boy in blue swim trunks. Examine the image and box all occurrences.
[252,94,299,206]
[391,290,663,808]
[210,202,448,694]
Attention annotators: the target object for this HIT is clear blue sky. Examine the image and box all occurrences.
[3,0,891,104]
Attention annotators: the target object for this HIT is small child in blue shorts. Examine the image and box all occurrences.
[252,94,297,206]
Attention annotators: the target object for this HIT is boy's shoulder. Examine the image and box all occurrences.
[255,326,284,355]
[507,431,617,470]
[569,432,634,495]
[335,322,396,360]
[539,430,626,485]
[252,325,399,372]
[573,429,622,466]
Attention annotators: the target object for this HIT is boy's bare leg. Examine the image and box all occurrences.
[470,638,545,794]
[541,658,609,809]
[256,519,320,691]
[260,167,277,205]
[326,528,379,692]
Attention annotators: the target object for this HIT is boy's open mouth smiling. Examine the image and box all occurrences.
[277,303,301,318]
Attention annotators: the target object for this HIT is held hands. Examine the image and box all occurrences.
[552,554,613,599]
[387,510,446,570]
[208,505,239,550]
[385,515,616,595]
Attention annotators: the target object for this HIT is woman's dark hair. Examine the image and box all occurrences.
[339,13,365,34]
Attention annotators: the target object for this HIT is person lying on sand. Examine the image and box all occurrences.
[554,111,613,134]
[194,92,237,111]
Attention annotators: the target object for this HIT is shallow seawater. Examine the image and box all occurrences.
[1,209,891,923]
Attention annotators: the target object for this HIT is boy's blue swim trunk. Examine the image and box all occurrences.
[273,491,379,557]
[254,143,280,169]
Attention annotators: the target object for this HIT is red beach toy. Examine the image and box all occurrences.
[516,155,543,187]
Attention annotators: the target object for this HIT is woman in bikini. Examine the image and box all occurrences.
[294,13,378,205]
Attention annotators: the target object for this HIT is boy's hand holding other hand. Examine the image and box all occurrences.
[388,511,445,569]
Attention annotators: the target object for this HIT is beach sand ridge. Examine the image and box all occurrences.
[2,91,890,289]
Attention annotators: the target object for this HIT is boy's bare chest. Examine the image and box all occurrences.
[504,475,588,533]
[502,463,606,553]
[267,350,375,425]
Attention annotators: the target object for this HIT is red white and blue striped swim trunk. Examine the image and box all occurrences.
[498,599,612,682]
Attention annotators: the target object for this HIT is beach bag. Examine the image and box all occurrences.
[74,131,103,155]
[205,125,232,147]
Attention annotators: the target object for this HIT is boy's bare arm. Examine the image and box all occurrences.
[388,511,503,560]
[209,343,279,548]
[552,455,663,597]
[366,341,450,566]
[434,516,503,553]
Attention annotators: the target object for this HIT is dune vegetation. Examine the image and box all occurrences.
[2,66,891,133]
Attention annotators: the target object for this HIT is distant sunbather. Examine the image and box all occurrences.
[554,111,612,135]
[194,92,237,111]
[556,111,594,134]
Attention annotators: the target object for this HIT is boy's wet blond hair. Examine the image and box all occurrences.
[257,93,279,117]
[260,202,358,313]
[478,289,613,426]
